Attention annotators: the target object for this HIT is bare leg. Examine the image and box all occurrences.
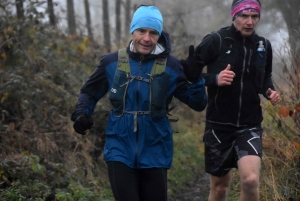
[238,155,261,201]
[208,170,232,201]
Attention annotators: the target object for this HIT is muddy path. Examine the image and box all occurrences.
[172,172,210,201]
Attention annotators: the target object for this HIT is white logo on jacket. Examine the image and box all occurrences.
[111,88,117,93]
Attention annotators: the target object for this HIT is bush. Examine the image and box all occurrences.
[0,1,111,200]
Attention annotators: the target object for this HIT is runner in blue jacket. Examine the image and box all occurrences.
[71,5,207,201]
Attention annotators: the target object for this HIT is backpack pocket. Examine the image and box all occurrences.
[150,72,170,120]
[254,50,267,93]
[109,70,128,117]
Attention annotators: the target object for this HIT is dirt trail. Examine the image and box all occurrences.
[172,172,210,201]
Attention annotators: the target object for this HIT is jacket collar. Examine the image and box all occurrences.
[129,42,165,55]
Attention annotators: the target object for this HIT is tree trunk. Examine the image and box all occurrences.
[103,0,111,52]
[84,0,94,41]
[272,0,300,56]
[47,0,56,27]
[125,0,131,42]
[15,0,24,19]
[133,4,138,12]
[67,0,76,35]
[115,0,121,47]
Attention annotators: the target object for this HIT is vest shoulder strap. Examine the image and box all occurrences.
[210,26,232,53]
[151,57,167,75]
[117,48,130,73]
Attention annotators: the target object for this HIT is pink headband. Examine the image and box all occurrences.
[231,0,261,20]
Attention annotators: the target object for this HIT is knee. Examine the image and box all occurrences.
[211,184,230,197]
[241,174,259,190]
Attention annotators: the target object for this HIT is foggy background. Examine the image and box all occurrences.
[37,0,295,82]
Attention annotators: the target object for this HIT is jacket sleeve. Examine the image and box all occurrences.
[173,60,207,112]
[195,33,221,86]
[176,78,207,112]
[262,39,275,98]
[71,58,109,120]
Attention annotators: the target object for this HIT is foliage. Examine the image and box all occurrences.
[0,0,111,200]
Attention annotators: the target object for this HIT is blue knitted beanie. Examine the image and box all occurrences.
[130,6,163,35]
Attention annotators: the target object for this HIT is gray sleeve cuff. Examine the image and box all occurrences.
[215,74,219,86]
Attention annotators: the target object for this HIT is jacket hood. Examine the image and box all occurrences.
[126,30,171,61]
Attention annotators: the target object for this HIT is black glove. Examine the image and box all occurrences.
[72,114,94,135]
[181,45,205,83]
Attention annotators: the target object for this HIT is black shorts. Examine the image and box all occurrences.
[203,127,263,177]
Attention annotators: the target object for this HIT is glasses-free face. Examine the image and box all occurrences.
[132,28,160,55]
[234,12,260,37]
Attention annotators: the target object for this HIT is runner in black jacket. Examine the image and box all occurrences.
[182,0,280,200]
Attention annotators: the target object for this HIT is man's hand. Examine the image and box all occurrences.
[73,114,94,135]
[217,64,235,86]
[181,45,205,83]
[266,88,280,106]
